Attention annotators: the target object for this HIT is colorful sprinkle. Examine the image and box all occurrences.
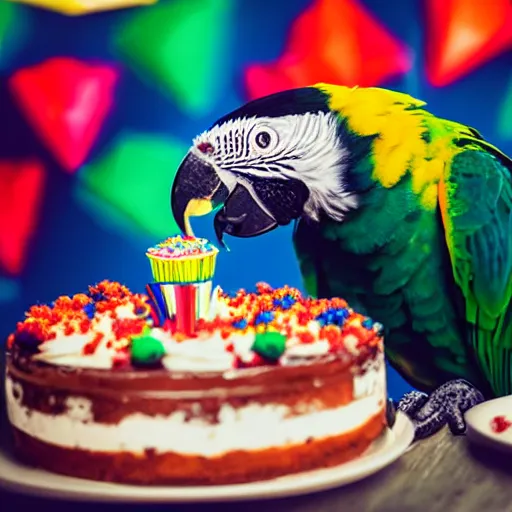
[9,280,382,371]
[83,303,96,320]
[146,235,217,260]
[361,318,374,329]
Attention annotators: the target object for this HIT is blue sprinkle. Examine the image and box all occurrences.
[83,303,96,320]
[281,295,296,309]
[362,318,374,330]
[281,298,295,310]
[273,298,282,307]
[135,306,148,316]
[254,311,275,325]
[89,292,106,302]
[233,319,248,330]
[316,307,350,327]
[336,308,349,319]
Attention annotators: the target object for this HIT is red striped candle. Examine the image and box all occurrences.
[174,284,197,336]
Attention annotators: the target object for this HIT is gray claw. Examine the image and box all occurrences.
[398,379,485,441]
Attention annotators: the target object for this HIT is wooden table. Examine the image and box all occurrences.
[2,426,512,512]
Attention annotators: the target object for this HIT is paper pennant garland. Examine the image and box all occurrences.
[115,0,233,117]
[0,160,46,276]
[244,0,411,100]
[77,133,187,239]
[0,277,21,304]
[426,0,512,87]
[9,58,118,173]
[8,0,158,16]
[0,2,24,69]
[498,77,512,140]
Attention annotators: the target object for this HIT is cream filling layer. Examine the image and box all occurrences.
[6,362,386,457]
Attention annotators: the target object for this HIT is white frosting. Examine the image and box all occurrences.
[162,332,235,372]
[354,353,386,399]
[5,359,386,456]
[22,289,382,373]
[207,286,231,320]
[281,340,330,360]
[32,303,141,369]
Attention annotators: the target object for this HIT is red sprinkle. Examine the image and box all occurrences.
[83,333,104,355]
[297,331,315,344]
[491,415,512,433]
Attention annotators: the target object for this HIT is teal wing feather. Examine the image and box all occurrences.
[439,143,512,396]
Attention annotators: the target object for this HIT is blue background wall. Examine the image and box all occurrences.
[0,0,511,400]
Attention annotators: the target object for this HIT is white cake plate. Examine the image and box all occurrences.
[0,412,414,503]
[465,395,512,452]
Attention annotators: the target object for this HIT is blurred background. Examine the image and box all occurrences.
[0,0,511,399]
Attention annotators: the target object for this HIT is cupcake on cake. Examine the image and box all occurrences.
[146,235,219,335]
[146,235,218,283]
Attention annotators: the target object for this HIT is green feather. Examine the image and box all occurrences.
[441,147,512,395]
[293,133,485,394]
[291,88,512,398]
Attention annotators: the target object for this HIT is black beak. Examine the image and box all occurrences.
[170,152,229,235]
[213,175,310,247]
[170,151,310,248]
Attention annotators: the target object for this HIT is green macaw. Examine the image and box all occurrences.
[170,84,512,439]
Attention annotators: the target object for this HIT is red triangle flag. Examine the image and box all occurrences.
[245,0,411,100]
[0,160,46,275]
[9,58,118,172]
[426,0,512,86]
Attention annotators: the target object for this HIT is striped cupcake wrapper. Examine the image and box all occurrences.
[147,251,218,283]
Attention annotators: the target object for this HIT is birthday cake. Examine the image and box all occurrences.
[4,236,387,485]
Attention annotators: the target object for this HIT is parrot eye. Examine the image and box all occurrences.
[255,131,271,148]
[250,126,278,153]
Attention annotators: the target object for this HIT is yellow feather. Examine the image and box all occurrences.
[314,83,451,210]
[420,183,439,210]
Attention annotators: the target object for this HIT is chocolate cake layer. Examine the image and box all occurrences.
[11,410,386,485]
[7,343,380,424]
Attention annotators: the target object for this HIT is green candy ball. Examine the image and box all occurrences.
[251,331,287,361]
[130,335,166,366]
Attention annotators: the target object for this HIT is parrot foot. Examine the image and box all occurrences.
[397,379,485,442]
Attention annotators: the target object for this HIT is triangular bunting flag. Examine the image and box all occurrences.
[115,0,233,117]
[9,57,118,173]
[426,0,512,86]
[0,160,46,275]
[77,132,187,239]
[0,277,20,303]
[244,0,411,100]
[498,77,512,141]
[8,0,157,16]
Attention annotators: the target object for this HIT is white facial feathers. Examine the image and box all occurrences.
[191,111,357,221]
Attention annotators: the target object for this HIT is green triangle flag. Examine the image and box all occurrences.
[77,132,188,239]
[0,3,26,68]
[115,0,233,118]
[498,77,512,141]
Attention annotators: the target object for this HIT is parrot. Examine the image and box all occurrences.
[169,84,512,440]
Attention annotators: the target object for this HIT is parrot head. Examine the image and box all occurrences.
[171,86,357,247]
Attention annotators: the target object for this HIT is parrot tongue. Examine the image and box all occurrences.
[182,199,216,237]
